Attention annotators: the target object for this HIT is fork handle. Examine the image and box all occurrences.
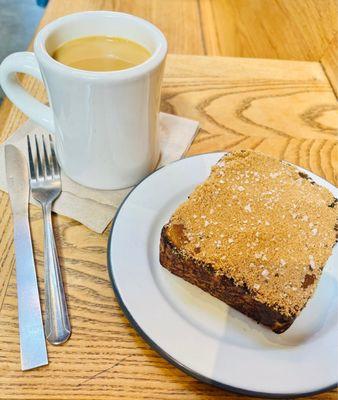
[42,203,71,345]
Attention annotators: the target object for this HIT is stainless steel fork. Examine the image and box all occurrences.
[27,134,71,345]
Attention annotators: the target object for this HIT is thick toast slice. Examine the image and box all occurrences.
[159,150,337,333]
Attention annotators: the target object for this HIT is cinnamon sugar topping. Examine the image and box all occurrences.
[166,150,337,317]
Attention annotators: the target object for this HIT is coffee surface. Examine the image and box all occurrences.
[52,35,151,71]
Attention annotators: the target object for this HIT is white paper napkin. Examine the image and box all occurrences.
[0,112,199,232]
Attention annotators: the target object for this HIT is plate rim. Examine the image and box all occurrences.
[107,152,338,398]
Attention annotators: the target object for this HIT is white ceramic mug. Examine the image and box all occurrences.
[0,11,167,189]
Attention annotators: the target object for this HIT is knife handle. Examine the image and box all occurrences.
[12,213,48,370]
[42,203,71,345]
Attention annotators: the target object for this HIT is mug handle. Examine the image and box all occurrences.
[0,52,54,133]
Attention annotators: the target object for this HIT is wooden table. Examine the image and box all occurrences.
[0,1,337,399]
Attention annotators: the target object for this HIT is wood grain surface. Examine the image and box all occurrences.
[200,0,338,61]
[321,33,338,96]
[12,0,338,60]
[0,1,337,399]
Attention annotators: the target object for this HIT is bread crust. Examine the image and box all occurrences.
[160,225,295,333]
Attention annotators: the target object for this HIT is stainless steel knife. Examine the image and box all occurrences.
[5,144,48,371]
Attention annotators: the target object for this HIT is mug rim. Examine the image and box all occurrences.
[34,11,167,80]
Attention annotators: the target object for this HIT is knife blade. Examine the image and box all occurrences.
[5,144,48,371]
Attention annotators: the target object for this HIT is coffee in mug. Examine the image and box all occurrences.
[0,12,167,190]
[52,36,151,72]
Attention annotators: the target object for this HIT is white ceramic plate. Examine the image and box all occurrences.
[107,152,338,397]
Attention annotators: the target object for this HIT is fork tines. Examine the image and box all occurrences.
[27,134,60,180]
